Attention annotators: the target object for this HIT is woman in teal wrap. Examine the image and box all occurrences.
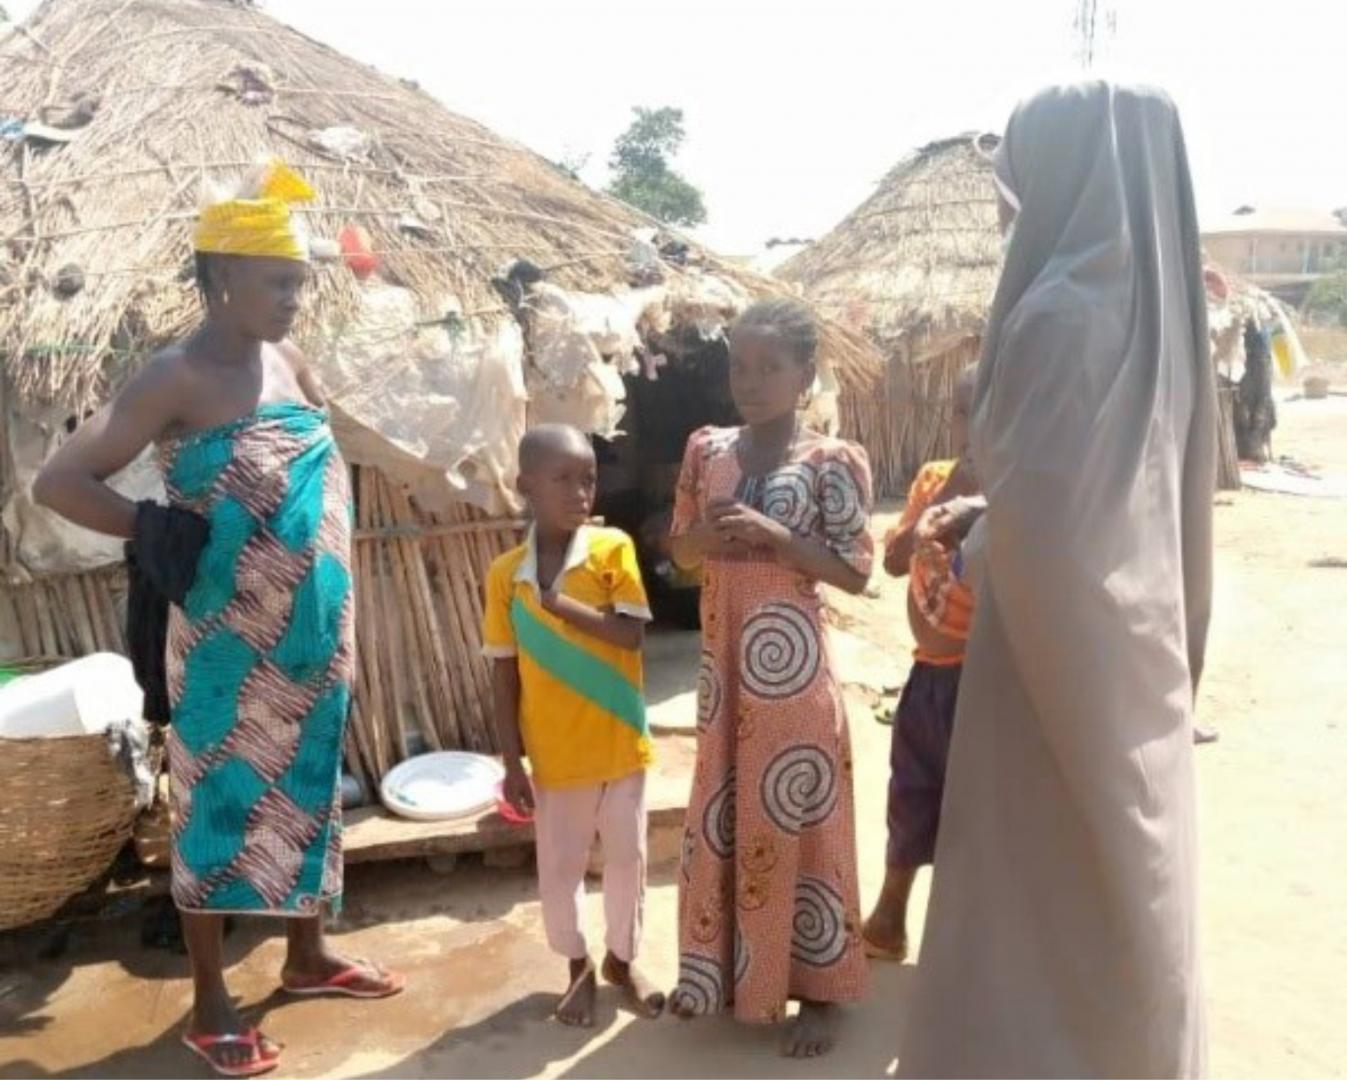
[36,162,402,1077]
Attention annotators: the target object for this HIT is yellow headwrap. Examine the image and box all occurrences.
[193,160,316,261]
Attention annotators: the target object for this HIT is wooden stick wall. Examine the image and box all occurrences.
[0,565,126,659]
[347,466,525,784]
[0,466,524,787]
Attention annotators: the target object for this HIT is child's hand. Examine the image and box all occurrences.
[883,535,907,577]
[685,517,740,559]
[709,500,790,550]
[916,497,986,549]
[502,764,535,816]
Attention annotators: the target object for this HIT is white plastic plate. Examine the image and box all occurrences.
[379,751,506,822]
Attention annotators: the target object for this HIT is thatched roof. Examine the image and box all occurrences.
[0,0,882,412]
[779,134,1002,360]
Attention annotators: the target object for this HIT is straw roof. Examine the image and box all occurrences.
[0,0,882,412]
[779,135,1002,359]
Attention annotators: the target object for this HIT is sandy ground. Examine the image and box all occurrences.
[2,396,1345,1079]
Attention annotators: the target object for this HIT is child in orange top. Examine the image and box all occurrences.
[862,366,980,961]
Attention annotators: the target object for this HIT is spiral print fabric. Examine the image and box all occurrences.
[674,953,726,1016]
[697,651,722,729]
[791,876,850,968]
[817,459,867,538]
[702,769,736,859]
[671,426,873,1021]
[761,744,838,834]
[741,602,821,699]
[755,463,820,536]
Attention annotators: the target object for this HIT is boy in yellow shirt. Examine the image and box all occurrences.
[483,424,663,1027]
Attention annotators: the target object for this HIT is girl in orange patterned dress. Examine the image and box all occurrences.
[667,299,874,1058]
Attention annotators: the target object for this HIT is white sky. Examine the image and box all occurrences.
[8,0,1346,251]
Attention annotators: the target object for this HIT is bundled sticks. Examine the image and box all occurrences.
[0,565,126,658]
[0,464,523,788]
[347,466,525,785]
[852,336,978,498]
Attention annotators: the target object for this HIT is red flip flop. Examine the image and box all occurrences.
[282,959,405,999]
[181,1028,280,1078]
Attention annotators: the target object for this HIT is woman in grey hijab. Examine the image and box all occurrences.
[898,83,1216,1079]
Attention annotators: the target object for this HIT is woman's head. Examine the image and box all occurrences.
[196,252,307,343]
[727,298,818,426]
[192,160,315,343]
[981,83,1204,363]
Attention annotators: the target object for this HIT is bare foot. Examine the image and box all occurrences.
[782,1000,838,1058]
[555,958,597,1027]
[601,952,666,1018]
[861,912,908,961]
[188,990,280,1074]
[862,865,914,961]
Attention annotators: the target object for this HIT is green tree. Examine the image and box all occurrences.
[1307,260,1347,328]
[606,107,707,228]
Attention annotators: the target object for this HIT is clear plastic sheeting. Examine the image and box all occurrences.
[319,282,528,515]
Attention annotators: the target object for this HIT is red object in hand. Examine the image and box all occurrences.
[339,224,379,279]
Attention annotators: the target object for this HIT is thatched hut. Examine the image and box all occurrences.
[782,134,1267,495]
[0,0,886,785]
[779,134,1002,495]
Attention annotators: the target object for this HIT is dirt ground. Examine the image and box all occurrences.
[2,396,1345,1079]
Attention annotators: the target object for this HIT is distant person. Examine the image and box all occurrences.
[898,83,1216,1078]
[862,365,981,961]
[1235,317,1277,464]
[667,299,874,1058]
[34,161,403,1079]
[483,424,664,1027]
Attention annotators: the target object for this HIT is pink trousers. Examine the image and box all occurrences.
[533,770,647,963]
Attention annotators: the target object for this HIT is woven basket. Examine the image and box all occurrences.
[0,658,139,931]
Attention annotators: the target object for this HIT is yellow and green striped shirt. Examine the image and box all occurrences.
[483,526,652,789]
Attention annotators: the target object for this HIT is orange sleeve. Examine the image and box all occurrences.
[884,462,953,560]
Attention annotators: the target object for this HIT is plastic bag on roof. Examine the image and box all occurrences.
[522,283,666,437]
[665,273,749,339]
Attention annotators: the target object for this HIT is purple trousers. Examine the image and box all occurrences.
[886,660,962,868]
